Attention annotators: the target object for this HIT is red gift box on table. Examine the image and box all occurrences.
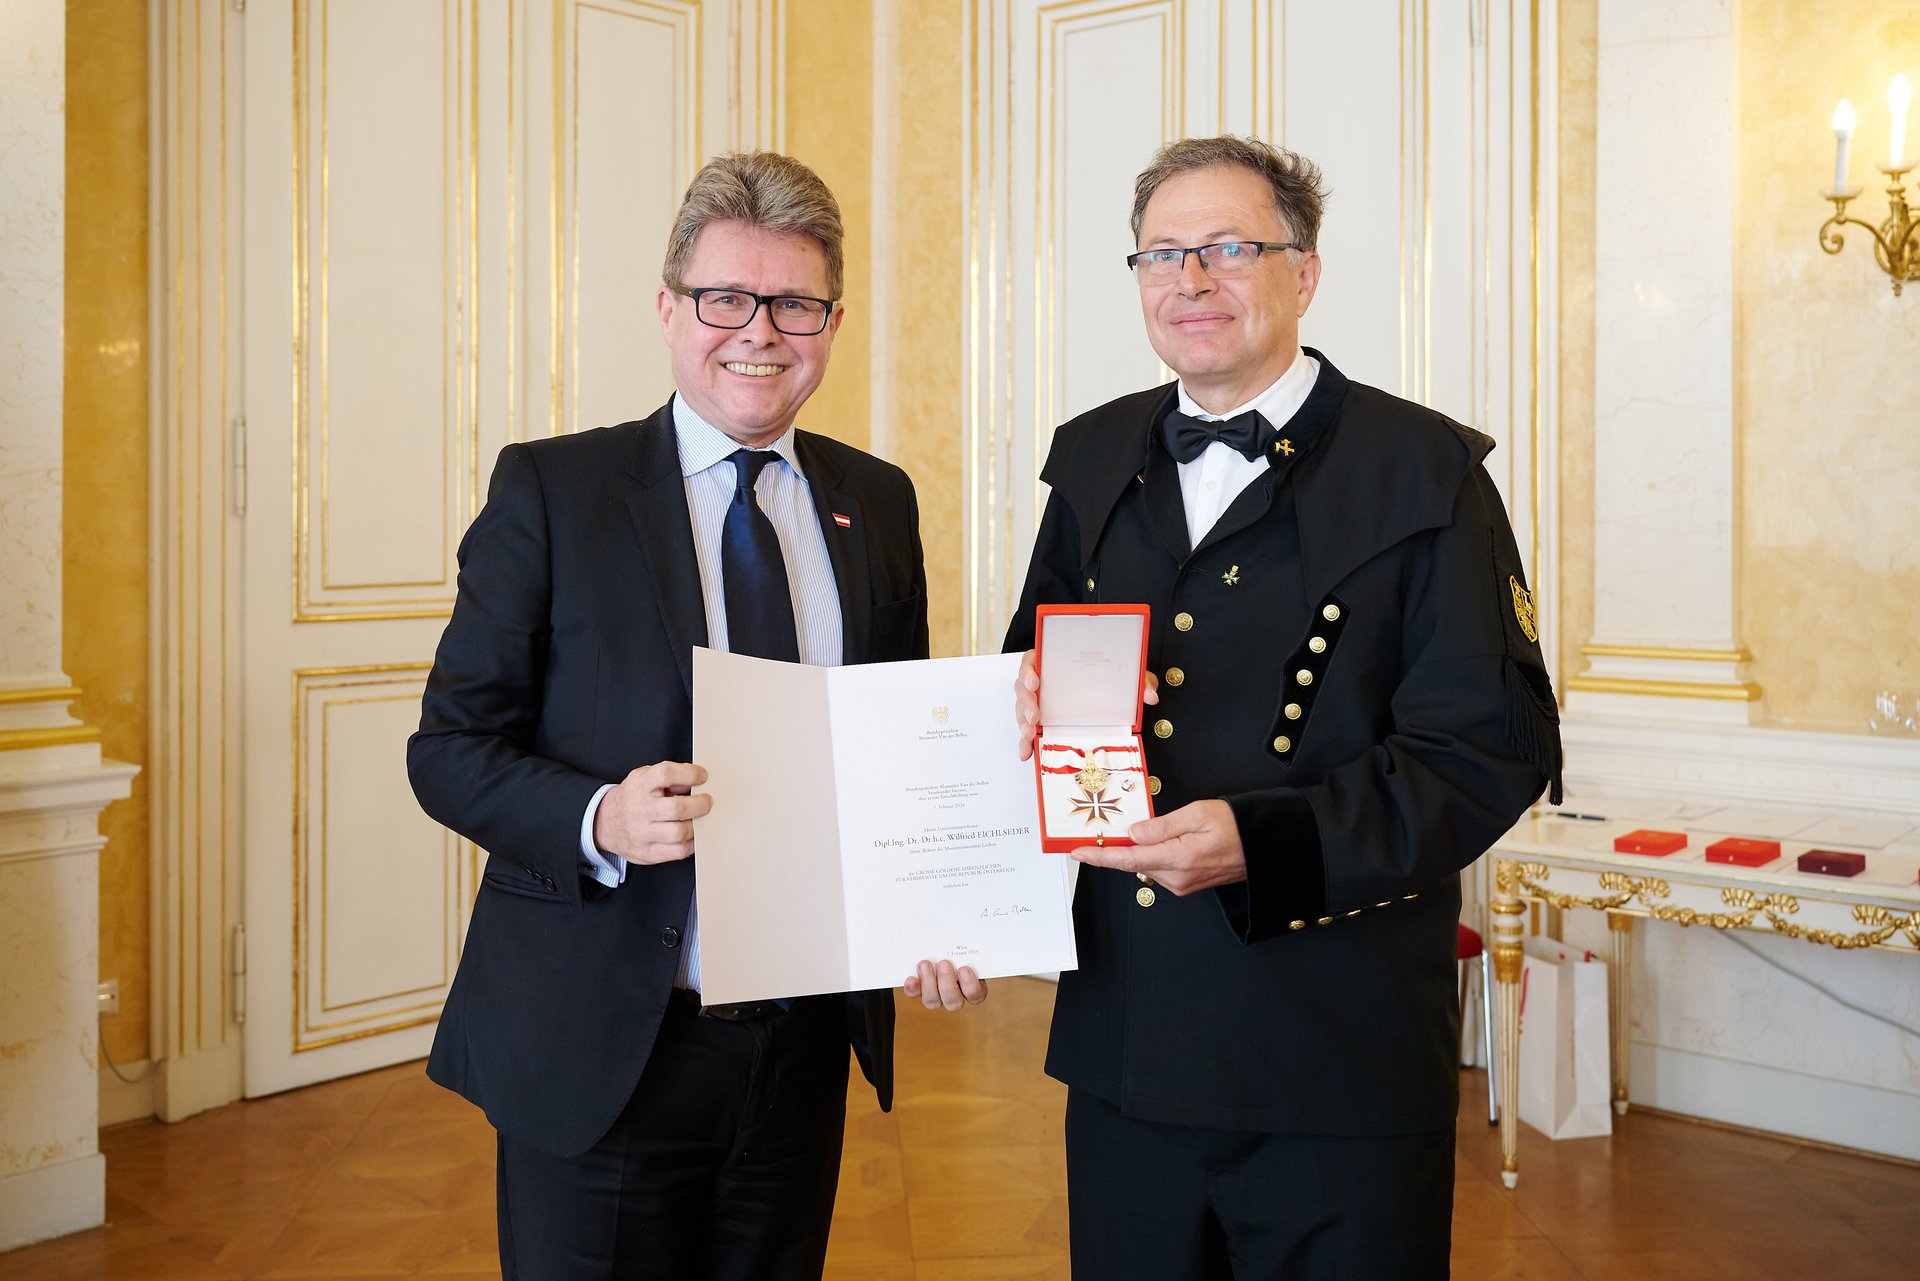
[1797,848,1867,877]
[1614,829,1686,856]
[1704,837,1781,868]
[1033,605,1155,853]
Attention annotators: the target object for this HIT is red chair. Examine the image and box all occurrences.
[1457,923,1498,1124]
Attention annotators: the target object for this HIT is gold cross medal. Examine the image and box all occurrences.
[1070,778,1123,827]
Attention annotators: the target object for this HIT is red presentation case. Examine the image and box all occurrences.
[1032,605,1154,853]
[1614,829,1687,856]
[1797,848,1867,877]
[1704,837,1782,868]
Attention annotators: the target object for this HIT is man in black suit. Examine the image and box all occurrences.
[410,151,985,1281]
[1007,136,1562,1279]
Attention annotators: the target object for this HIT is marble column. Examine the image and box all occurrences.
[1566,0,1760,723]
[0,0,137,1251]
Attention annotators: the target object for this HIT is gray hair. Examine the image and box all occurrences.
[662,151,845,298]
[1130,135,1327,251]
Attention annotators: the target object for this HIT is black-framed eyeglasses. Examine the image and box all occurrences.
[1124,241,1301,282]
[671,285,837,335]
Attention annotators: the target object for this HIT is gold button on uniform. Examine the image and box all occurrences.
[1322,604,1341,621]
[1288,919,1307,931]
[1272,736,1292,753]
[1153,719,1173,739]
[1284,702,1302,720]
[1316,915,1335,926]
[1147,775,1162,795]
[1085,577,1096,591]
[1164,667,1185,687]
[1136,885,1157,907]
[1295,669,1313,686]
[1174,611,1193,631]
[1308,636,1326,653]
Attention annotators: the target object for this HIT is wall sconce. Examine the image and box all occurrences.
[1820,74,1918,295]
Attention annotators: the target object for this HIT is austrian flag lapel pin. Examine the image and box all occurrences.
[832,512,852,529]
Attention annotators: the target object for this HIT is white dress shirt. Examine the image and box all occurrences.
[578,395,844,992]
[1174,348,1320,547]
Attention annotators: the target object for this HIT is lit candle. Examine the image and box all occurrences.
[1891,74,1912,170]
[1833,99,1856,192]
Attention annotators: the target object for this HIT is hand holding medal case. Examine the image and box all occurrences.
[1033,605,1153,852]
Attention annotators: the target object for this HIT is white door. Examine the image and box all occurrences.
[238,0,782,1096]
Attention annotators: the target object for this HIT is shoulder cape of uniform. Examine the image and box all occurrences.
[1038,349,1495,601]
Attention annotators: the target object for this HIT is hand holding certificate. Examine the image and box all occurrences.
[691,648,1076,1006]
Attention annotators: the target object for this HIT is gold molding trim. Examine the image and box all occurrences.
[0,725,104,752]
[0,685,83,706]
[295,607,454,625]
[1580,644,1752,663]
[1508,864,1920,952]
[1564,674,1762,702]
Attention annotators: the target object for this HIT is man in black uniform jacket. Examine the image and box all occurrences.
[1007,136,1561,1279]
[411,152,985,1281]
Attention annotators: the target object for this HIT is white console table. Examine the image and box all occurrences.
[1486,810,1920,1188]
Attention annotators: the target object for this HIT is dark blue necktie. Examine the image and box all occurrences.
[1161,408,1270,464]
[722,449,801,662]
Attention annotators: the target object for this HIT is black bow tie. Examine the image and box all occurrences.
[1161,408,1270,464]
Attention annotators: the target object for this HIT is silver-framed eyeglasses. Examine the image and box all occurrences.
[1125,240,1301,282]
[671,285,837,335]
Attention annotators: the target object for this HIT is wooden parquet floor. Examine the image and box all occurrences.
[5,977,1916,1279]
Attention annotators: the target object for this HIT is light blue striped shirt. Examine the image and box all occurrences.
[578,396,844,992]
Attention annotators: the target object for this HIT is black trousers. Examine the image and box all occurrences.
[496,995,850,1281]
[1064,1089,1454,1281]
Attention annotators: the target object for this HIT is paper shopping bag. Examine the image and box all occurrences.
[1516,936,1613,1139]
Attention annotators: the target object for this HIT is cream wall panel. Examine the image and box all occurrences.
[295,672,459,1051]
[565,1,692,433]
[300,0,464,607]
[1567,0,1755,719]
[1280,0,1407,399]
[0,0,66,693]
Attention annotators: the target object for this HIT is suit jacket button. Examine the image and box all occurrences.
[661,927,681,948]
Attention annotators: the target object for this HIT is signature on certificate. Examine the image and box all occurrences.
[980,904,1033,919]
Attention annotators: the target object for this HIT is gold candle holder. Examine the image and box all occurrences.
[1820,164,1920,295]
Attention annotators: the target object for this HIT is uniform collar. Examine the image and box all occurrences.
[1173,348,1318,430]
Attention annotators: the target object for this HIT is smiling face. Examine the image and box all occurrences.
[1134,164,1322,414]
[657,220,844,447]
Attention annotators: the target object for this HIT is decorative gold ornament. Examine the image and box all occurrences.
[1509,575,1539,642]
[1221,564,1240,586]
[1507,864,1920,952]
[1818,163,1920,295]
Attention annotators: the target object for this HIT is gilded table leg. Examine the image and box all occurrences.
[1491,859,1527,1189]
[1608,910,1632,1116]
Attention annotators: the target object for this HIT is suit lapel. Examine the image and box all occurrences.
[795,432,872,665]
[624,403,708,699]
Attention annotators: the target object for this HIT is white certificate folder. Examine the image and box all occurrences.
[691,647,1077,1005]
